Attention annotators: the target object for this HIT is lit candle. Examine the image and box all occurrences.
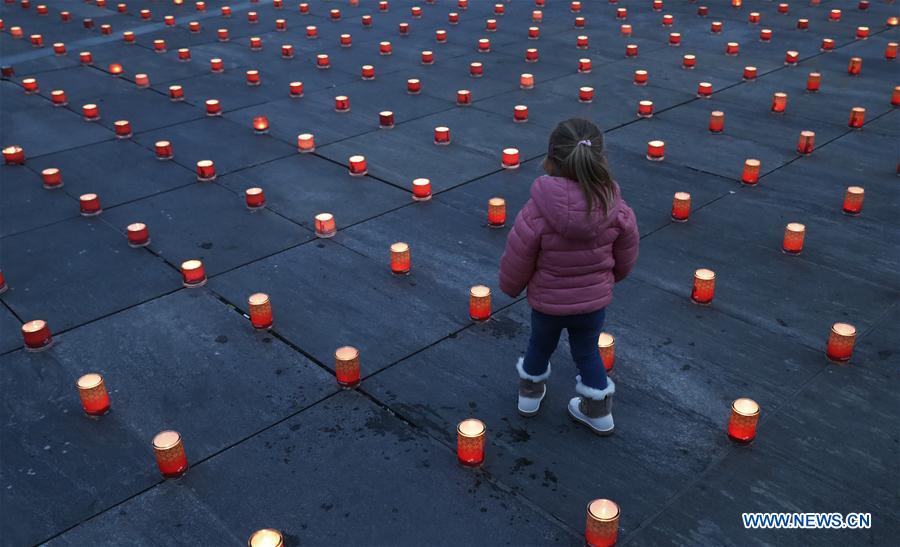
[520,73,534,89]
[625,45,637,58]
[488,197,506,228]
[30,34,43,47]
[21,320,52,351]
[470,62,484,77]
[412,178,431,201]
[533,10,543,23]
[62,11,72,21]
[248,293,273,329]
[580,86,594,103]
[340,34,352,48]
[727,398,760,443]
[457,89,471,105]
[486,19,497,31]
[653,0,663,9]
[530,27,541,40]
[348,155,367,176]
[891,86,899,106]
[390,242,411,275]
[2,145,25,165]
[299,2,309,13]
[155,141,173,160]
[760,29,772,42]
[671,192,690,221]
[711,21,723,33]
[169,85,184,101]
[411,5,422,17]
[248,11,258,23]
[821,38,834,51]
[317,54,330,69]
[114,120,132,138]
[181,260,207,287]
[331,8,341,20]
[585,499,619,547]
[334,346,361,388]
[436,29,447,42]
[379,1,388,11]
[698,6,708,16]
[77,373,110,416]
[196,160,216,181]
[457,419,486,466]
[826,323,856,362]
[252,116,269,134]
[842,186,864,215]
[407,78,421,94]
[616,7,627,19]
[153,431,188,478]
[785,50,799,65]
[620,24,632,36]
[297,133,315,153]
[501,148,520,169]
[282,44,294,58]
[188,22,200,33]
[205,99,221,116]
[218,29,229,42]
[663,15,674,27]
[469,285,491,321]
[743,66,757,80]
[53,42,66,55]
[421,50,433,64]
[634,69,648,85]
[777,3,788,14]
[449,12,459,24]
[513,105,528,123]
[725,42,739,56]
[748,12,759,23]
[691,268,716,304]
[127,222,150,247]
[829,8,841,21]
[0,271,5,294]
[434,126,451,145]
[646,140,665,161]
[781,223,806,255]
[771,92,787,113]
[380,41,392,55]
[668,32,680,46]
[597,332,615,372]
[288,81,303,98]
[84,19,94,29]
[221,5,231,17]
[886,42,898,60]
[697,82,713,98]
[797,19,808,30]
[80,193,101,216]
[525,48,539,63]
[22,78,38,94]
[361,65,375,80]
[275,18,286,31]
[100,24,112,36]
[856,26,869,39]
[306,25,317,39]
[177,48,191,62]
[682,54,696,69]
[574,35,588,50]
[797,130,815,155]
[709,111,724,133]
[246,70,260,86]
[494,3,504,15]
[41,168,62,188]
[742,159,760,185]
[380,111,394,128]
[859,0,869,9]
[152,39,167,53]
[848,57,862,75]
[571,1,582,12]
[637,100,653,118]
[245,187,266,209]
[848,107,865,129]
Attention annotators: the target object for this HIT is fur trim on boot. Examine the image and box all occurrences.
[575,375,615,400]
[516,357,551,382]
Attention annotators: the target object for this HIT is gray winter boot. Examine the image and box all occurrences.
[516,357,550,417]
[568,376,615,435]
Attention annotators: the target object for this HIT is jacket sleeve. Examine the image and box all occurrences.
[499,199,543,297]
[612,202,639,282]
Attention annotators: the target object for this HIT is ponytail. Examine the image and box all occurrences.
[543,118,616,214]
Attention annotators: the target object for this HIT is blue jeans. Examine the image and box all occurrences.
[522,308,608,390]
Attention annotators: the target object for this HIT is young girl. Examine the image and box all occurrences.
[499,118,639,435]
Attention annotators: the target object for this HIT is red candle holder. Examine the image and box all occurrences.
[760,29,772,42]
[377,111,394,129]
[380,41,392,55]
[470,62,484,77]
[114,120,132,138]
[691,268,716,304]
[731,0,742,6]
[782,223,805,254]
[62,11,71,21]
[528,27,540,40]
[422,51,434,65]
[22,320,52,351]
[388,242,411,276]
[486,18,497,31]
[359,64,375,81]
[457,419,486,466]
[886,43,898,60]
[297,2,308,13]
[525,48,539,63]
[83,19,94,30]
[848,107,865,129]
[196,160,216,182]
[408,178,431,201]
[625,45,637,58]
[892,86,900,107]
[725,42,739,56]
[711,21,723,33]
[571,0,582,12]
[477,38,491,53]
[153,39,167,53]
[668,32,680,46]
[330,8,341,21]
[620,24,632,36]
[858,0,868,9]
[579,86,594,103]
[155,140,173,161]
[785,50,799,65]
[646,140,665,161]
[348,155,367,176]
[244,187,266,211]
[434,126,451,145]
[748,12,760,24]
[633,69,648,86]
[469,285,491,321]
[379,0,389,11]
[709,111,724,133]
[296,133,316,153]
[513,105,529,123]
[579,58,592,73]
[449,12,459,24]
[246,70,261,86]
[247,11,258,23]
[742,159,760,185]
[247,292,273,329]
[195,1,205,11]
[848,57,862,75]
[826,323,856,362]
[100,24,113,36]
[217,29,229,42]
[487,197,506,228]
[252,116,269,134]
[698,5,708,16]
[315,212,337,238]
[334,346,361,388]
[682,54,696,69]
[22,78,39,94]
[501,148,519,169]
[597,332,615,372]
[457,90,471,105]
[181,259,207,287]
[493,3,504,15]
[248,36,262,51]
[48,90,67,108]
[797,131,815,155]
[797,19,808,31]
[282,44,294,58]
[436,30,447,43]
[188,22,200,34]
[334,95,350,112]
[203,58,221,74]
[671,192,691,221]
[205,99,221,116]
[153,431,188,478]
[777,3,788,14]
[637,100,653,118]
[53,42,66,55]
[398,23,409,37]
[127,222,150,247]
[585,499,619,547]
[842,186,864,215]
[829,8,841,22]
[407,78,421,94]
[80,193,101,216]
[41,167,62,188]
[76,373,110,416]
[177,48,191,62]
[533,10,543,23]
[0,270,5,294]
[770,92,788,113]
[743,66,757,80]
[339,34,352,48]
[2,145,24,165]
[520,73,535,90]
[727,398,759,443]
[306,25,317,39]
[697,82,712,98]
[80,51,93,64]
[168,85,184,102]
[856,26,869,40]
[30,34,43,47]
[616,7,626,19]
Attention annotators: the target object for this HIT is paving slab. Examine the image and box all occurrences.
[0,93,113,158]
[0,304,21,354]
[0,163,76,238]
[0,289,336,546]
[851,303,899,379]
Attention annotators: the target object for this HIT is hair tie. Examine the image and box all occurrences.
[577,139,592,147]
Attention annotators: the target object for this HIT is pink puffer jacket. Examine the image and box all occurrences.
[499,175,639,315]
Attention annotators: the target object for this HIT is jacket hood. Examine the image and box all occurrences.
[530,175,622,240]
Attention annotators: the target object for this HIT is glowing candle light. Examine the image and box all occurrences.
[249,530,284,547]
[782,223,805,254]
[886,43,898,60]
[514,105,529,122]
[742,159,760,185]
[61,11,71,21]
[848,107,865,129]
[167,85,184,101]
[334,96,350,112]
[153,39,167,54]
[177,48,191,62]
[0,271,5,294]
[180,259,206,287]
[47,89,66,107]
[41,167,61,188]
[709,111,724,133]
[767,93,787,115]
[620,24,632,36]
[457,419,486,466]
[585,499,619,547]
[635,100,653,118]
[892,86,900,106]
[248,11,258,23]
[616,7,626,19]
[579,58,592,72]
[361,65,375,80]
[469,285,492,321]
[525,48,539,63]
[826,323,856,362]
[671,192,691,221]
[725,42,739,56]
[596,332,615,372]
[501,148,520,169]
[407,78,421,94]
[2,145,24,165]
[691,268,716,304]
[297,133,315,153]
[205,98,222,116]
[22,78,38,94]
[494,3,504,15]
[195,1,205,11]
[84,19,94,30]
[334,346,360,388]
[698,5,709,16]
[249,36,262,51]
[348,155,367,176]
[646,140,665,161]
[299,3,309,13]
[748,12,760,24]
[777,3,788,14]
[217,29,229,42]
[743,66,757,80]
[275,18,286,31]
[434,126,450,145]
[114,120,132,138]
[533,10,543,23]
[634,69,648,85]
[330,8,341,20]
[100,24,112,36]
[411,178,432,201]
[390,242,411,275]
[80,193,101,216]
[470,62,484,77]
[245,70,261,86]
[571,1,582,12]
[697,82,713,97]
[842,186,864,215]
[30,34,43,47]
[53,42,65,55]
[154,141,173,161]
[251,116,268,134]
[797,19,808,30]
[829,9,841,21]
[422,51,434,65]
[760,29,772,42]
[153,431,188,478]
[682,54,696,69]
[77,373,110,416]
[797,131,815,155]
[486,19,497,31]
[246,292,273,329]
[22,320,52,351]
[727,398,759,443]
[529,27,541,40]
[280,44,294,58]
[436,30,447,42]
[847,57,862,75]
[487,197,506,228]
[457,89,471,105]
[196,160,216,182]
[80,51,93,64]
[315,213,336,237]
[82,103,100,120]
[580,86,594,103]
[380,41,392,55]
[306,25,317,39]
[521,73,534,89]
[858,0,869,8]
[625,45,637,58]
[785,50,799,65]
[127,222,150,247]
[711,21,723,33]
[188,21,200,33]
[449,12,459,24]
[379,0,389,11]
